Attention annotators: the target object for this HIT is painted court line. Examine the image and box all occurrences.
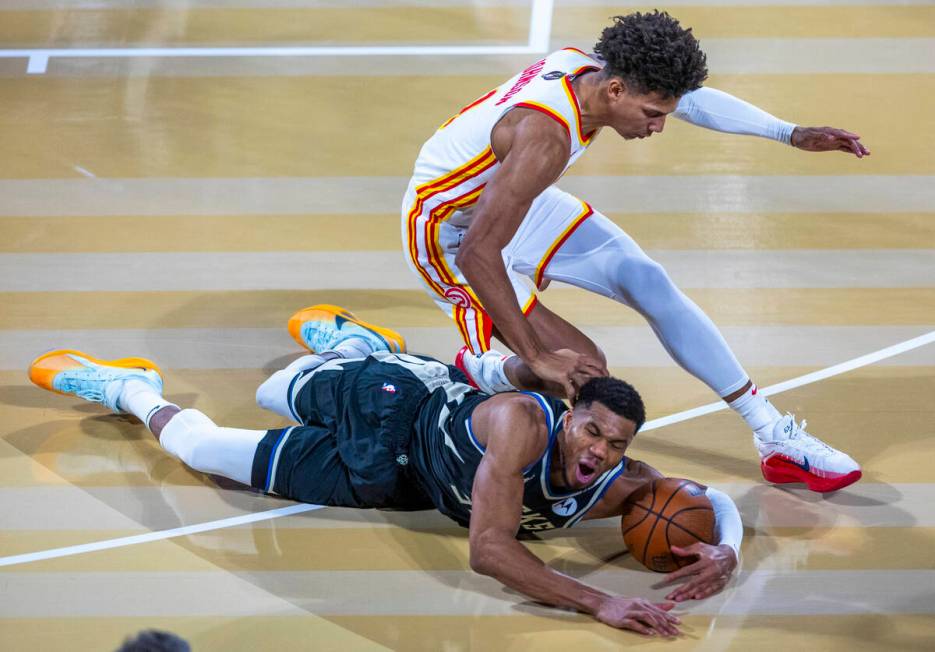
[643,330,935,431]
[1,0,554,74]
[2,330,933,568]
[0,504,323,568]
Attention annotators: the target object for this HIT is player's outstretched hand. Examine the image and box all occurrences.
[791,126,870,158]
[661,543,738,602]
[528,348,607,399]
[594,596,681,636]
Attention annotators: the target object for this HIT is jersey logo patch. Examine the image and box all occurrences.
[444,286,473,309]
[541,70,565,81]
[382,383,397,393]
[551,497,578,516]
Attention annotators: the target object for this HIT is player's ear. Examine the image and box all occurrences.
[562,409,573,430]
[608,76,626,101]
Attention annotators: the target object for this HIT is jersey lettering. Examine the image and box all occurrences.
[496,58,546,105]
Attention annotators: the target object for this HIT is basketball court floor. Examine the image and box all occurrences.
[1,0,933,649]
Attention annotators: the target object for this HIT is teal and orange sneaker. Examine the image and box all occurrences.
[287,304,406,355]
[28,349,163,413]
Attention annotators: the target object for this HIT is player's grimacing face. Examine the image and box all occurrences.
[605,80,679,140]
[559,402,637,489]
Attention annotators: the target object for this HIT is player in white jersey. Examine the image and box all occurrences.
[401,11,868,493]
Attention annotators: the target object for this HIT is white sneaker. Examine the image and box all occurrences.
[29,349,163,414]
[757,414,862,492]
[454,346,515,394]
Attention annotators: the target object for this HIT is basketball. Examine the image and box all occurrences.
[621,477,716,572]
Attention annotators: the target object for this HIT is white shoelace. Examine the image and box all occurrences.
[783,414,836,455]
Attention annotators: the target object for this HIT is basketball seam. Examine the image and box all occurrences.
[641,479,688,568]
[621,502,653,536]
[666,512,714,545]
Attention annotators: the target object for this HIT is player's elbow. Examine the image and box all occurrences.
[468,533,502,577]
[454,237,479,273]
[469,545,497,577]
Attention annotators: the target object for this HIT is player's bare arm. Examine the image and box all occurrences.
[455,110,607,398]
[584,458,741,602]
[467,394,680,635]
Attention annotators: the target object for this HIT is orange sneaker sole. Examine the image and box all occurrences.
[28,349,163,396]
[287,304,406,354]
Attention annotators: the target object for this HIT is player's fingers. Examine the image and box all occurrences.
[640,610,678,637]
[645,601,680,622]
[844,139,864,157]
[671,544,702,556]
[830,128,861,139]
[661,563,698,585]
[619,619,654,636]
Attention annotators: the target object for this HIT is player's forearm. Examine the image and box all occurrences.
[674,87,796,145]
[503,355,566,395]
[456,243,543,359]
[471,536,608,615]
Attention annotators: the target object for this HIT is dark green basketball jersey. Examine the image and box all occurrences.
[410,386,628,532]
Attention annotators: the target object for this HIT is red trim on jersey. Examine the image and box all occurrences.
[513,101,571,138]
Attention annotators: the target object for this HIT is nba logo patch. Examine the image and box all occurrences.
[382,383,397,394]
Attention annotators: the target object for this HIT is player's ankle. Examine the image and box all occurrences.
[727,384,781,437]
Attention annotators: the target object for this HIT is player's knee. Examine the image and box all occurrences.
[160,409,218,471]
[615,256,678,310]
[255,370,290,412]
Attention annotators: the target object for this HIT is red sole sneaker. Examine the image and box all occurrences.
[453,347,480,389]
[761,456,862,493]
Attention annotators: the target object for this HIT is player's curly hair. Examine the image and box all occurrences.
[575,376,646,432]
[593,11,708,98]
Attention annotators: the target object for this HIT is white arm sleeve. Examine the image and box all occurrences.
[705,486,744,557]
[674,86,796,145]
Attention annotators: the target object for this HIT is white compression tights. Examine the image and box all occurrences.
[159,409,264,486]
[540,213,749,397]
[157,355,333,485]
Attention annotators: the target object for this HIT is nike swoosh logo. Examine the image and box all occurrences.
[792,456,810,472]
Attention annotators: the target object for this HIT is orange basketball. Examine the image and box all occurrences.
[621,477,716,572]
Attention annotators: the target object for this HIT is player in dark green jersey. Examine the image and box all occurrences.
[29,305,742,637]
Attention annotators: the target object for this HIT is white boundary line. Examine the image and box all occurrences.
[641,329,935,432]
[0,329,932,569]
[0,503,323,568]
[0,0,555,75]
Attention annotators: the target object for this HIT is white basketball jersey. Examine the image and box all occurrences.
[408,48,603,211]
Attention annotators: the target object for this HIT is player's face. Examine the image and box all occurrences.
[605,80,679,140]
[557,402,638,489]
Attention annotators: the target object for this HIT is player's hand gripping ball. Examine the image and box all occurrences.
[621,477,715,572]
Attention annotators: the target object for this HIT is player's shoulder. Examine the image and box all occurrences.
[472,392,553,459]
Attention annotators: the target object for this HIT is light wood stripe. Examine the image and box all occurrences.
[3,526,933,572]
[3,212,933,253]
[1,569,933,616]
[2,176,932,216]
[0,75,930,178]
[0,7,530,47]
[2,289,935,330]
[4,250,933,291]
[16,38,935,78]
[554,6,935,38]
[1,6,932,48]
[1,615,933,652]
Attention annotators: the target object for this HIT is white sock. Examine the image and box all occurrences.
[119,379,178,430]
[333,337,373,359]
[464,350,517,394]
[728,385,781,440]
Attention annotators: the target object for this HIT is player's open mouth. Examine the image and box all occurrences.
[575,460,597,484]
